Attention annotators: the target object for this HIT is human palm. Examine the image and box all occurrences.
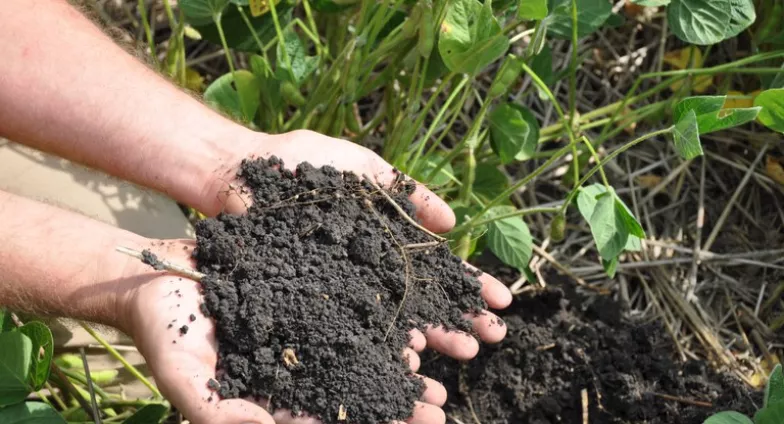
[127,130,513,423]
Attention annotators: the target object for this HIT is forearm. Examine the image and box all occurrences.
[0,0,249,211]
[0,190,149,331]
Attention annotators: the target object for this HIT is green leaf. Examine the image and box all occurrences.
[486,206,533,269]
[0,332,33,407]
[488,103,540,164]
[438,0,510,75]
[191,5,292,52]
[765,364,784,408]
[674,96,759,135]
[546,0,613,39]
[702,411,754,424]
[589,192,629,261]
[179,0,229,25]
[614,198,645,239]
[725,0,756,39]
[204,70,262,123]
[602,257,618,278]
[124,404,170,424]
[275,28,319,87]
[412,156,456,186]
[16,323,53,391]
[0,309,16,333]
[0,402,67,424]
[672,109,703,160]
[518,0,548,20]
[472,164,509,202]
[754,89,784,133]
[754,402,784,424]
[667,0,732,45]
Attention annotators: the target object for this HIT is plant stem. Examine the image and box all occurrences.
[558,126,674,214]
[137,0,159,68]
[79,322,162,398]
[580,135,610,188]
[268,0,294,82]
[467,207,560,228]
[237,5,269,60]
[453,142,576,234]
[568,0,578,127]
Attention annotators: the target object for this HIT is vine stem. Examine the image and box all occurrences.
[453,142,577,234]
[558,126,674,215]
[79,322,163,398]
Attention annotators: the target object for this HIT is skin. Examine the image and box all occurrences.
[0,1,513,423]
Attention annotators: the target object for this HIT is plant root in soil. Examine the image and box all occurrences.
[192,157,487,424]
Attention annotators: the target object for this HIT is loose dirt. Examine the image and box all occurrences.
[421,272,761,424]
[193,158,486,424]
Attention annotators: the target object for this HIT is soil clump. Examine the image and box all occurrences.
[193,157,486,424]
[421,276,761,424]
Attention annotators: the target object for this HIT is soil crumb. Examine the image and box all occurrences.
[194,157,486,424]
[141,249,165,270]
[421,284,761,424]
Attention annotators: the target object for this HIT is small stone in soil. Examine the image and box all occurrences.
[179,325,189,335]
[207,378,221,391]
[189,314,196,322]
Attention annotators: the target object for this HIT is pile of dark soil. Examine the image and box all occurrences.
[421,282,761,424]
[192,158,486,424]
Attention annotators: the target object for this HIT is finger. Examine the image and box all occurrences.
[154,355,275,424]
[272,410,322,424]
[404,348,421,372]
[417,375,447,407]
[463,262,512,309]
[408,182,456,234]
[408,329,427,352]
[424,326,479,361]
[371,168,456,234]
[464,311,507,344]
[407,401,446,424]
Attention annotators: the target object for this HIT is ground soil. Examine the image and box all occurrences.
[421,263,762,424]
[192,158,486,424]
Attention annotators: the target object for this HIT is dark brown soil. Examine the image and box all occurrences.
[421,270,761,424]
[192,158,486,424]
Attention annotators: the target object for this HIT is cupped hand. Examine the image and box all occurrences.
[121,240,449,424]
[200,129,513,361]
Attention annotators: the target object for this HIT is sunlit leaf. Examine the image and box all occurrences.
[546,0,613,39]
[438,0,509,75]
[472,164,509,202]
[275,27,319,87]
[754,402,784,424]
[180,0,230,25]
[17,322,53,391]
[486,206,533,269]
[412,156,456,186]
[754,89,784,133]
[518,0,548,20]
[672,109,702,160]
[674,95,759,135]
[765,364,784,408]
[488,103,540,164]
[702,411,754,424]
[0,332,32,407]
[0,402,67,424]
[668,0,732,45]
[589,192,628,261]
[725,0,756,39]
[204,70,262,123]
[602,257,618,278]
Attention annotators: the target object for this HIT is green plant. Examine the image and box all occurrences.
[704,364,784,424]
[0,309,170,423]
[171,0,783,279]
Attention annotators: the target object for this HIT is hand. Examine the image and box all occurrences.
[198,130,513,360]
[122,240,450,424]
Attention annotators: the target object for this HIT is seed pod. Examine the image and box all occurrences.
[549,214,566,242]
[280,80,306,107]
[402,4,422,39]
[488,54,522,99]
[417,3,434,58]
[345,103,362,133]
